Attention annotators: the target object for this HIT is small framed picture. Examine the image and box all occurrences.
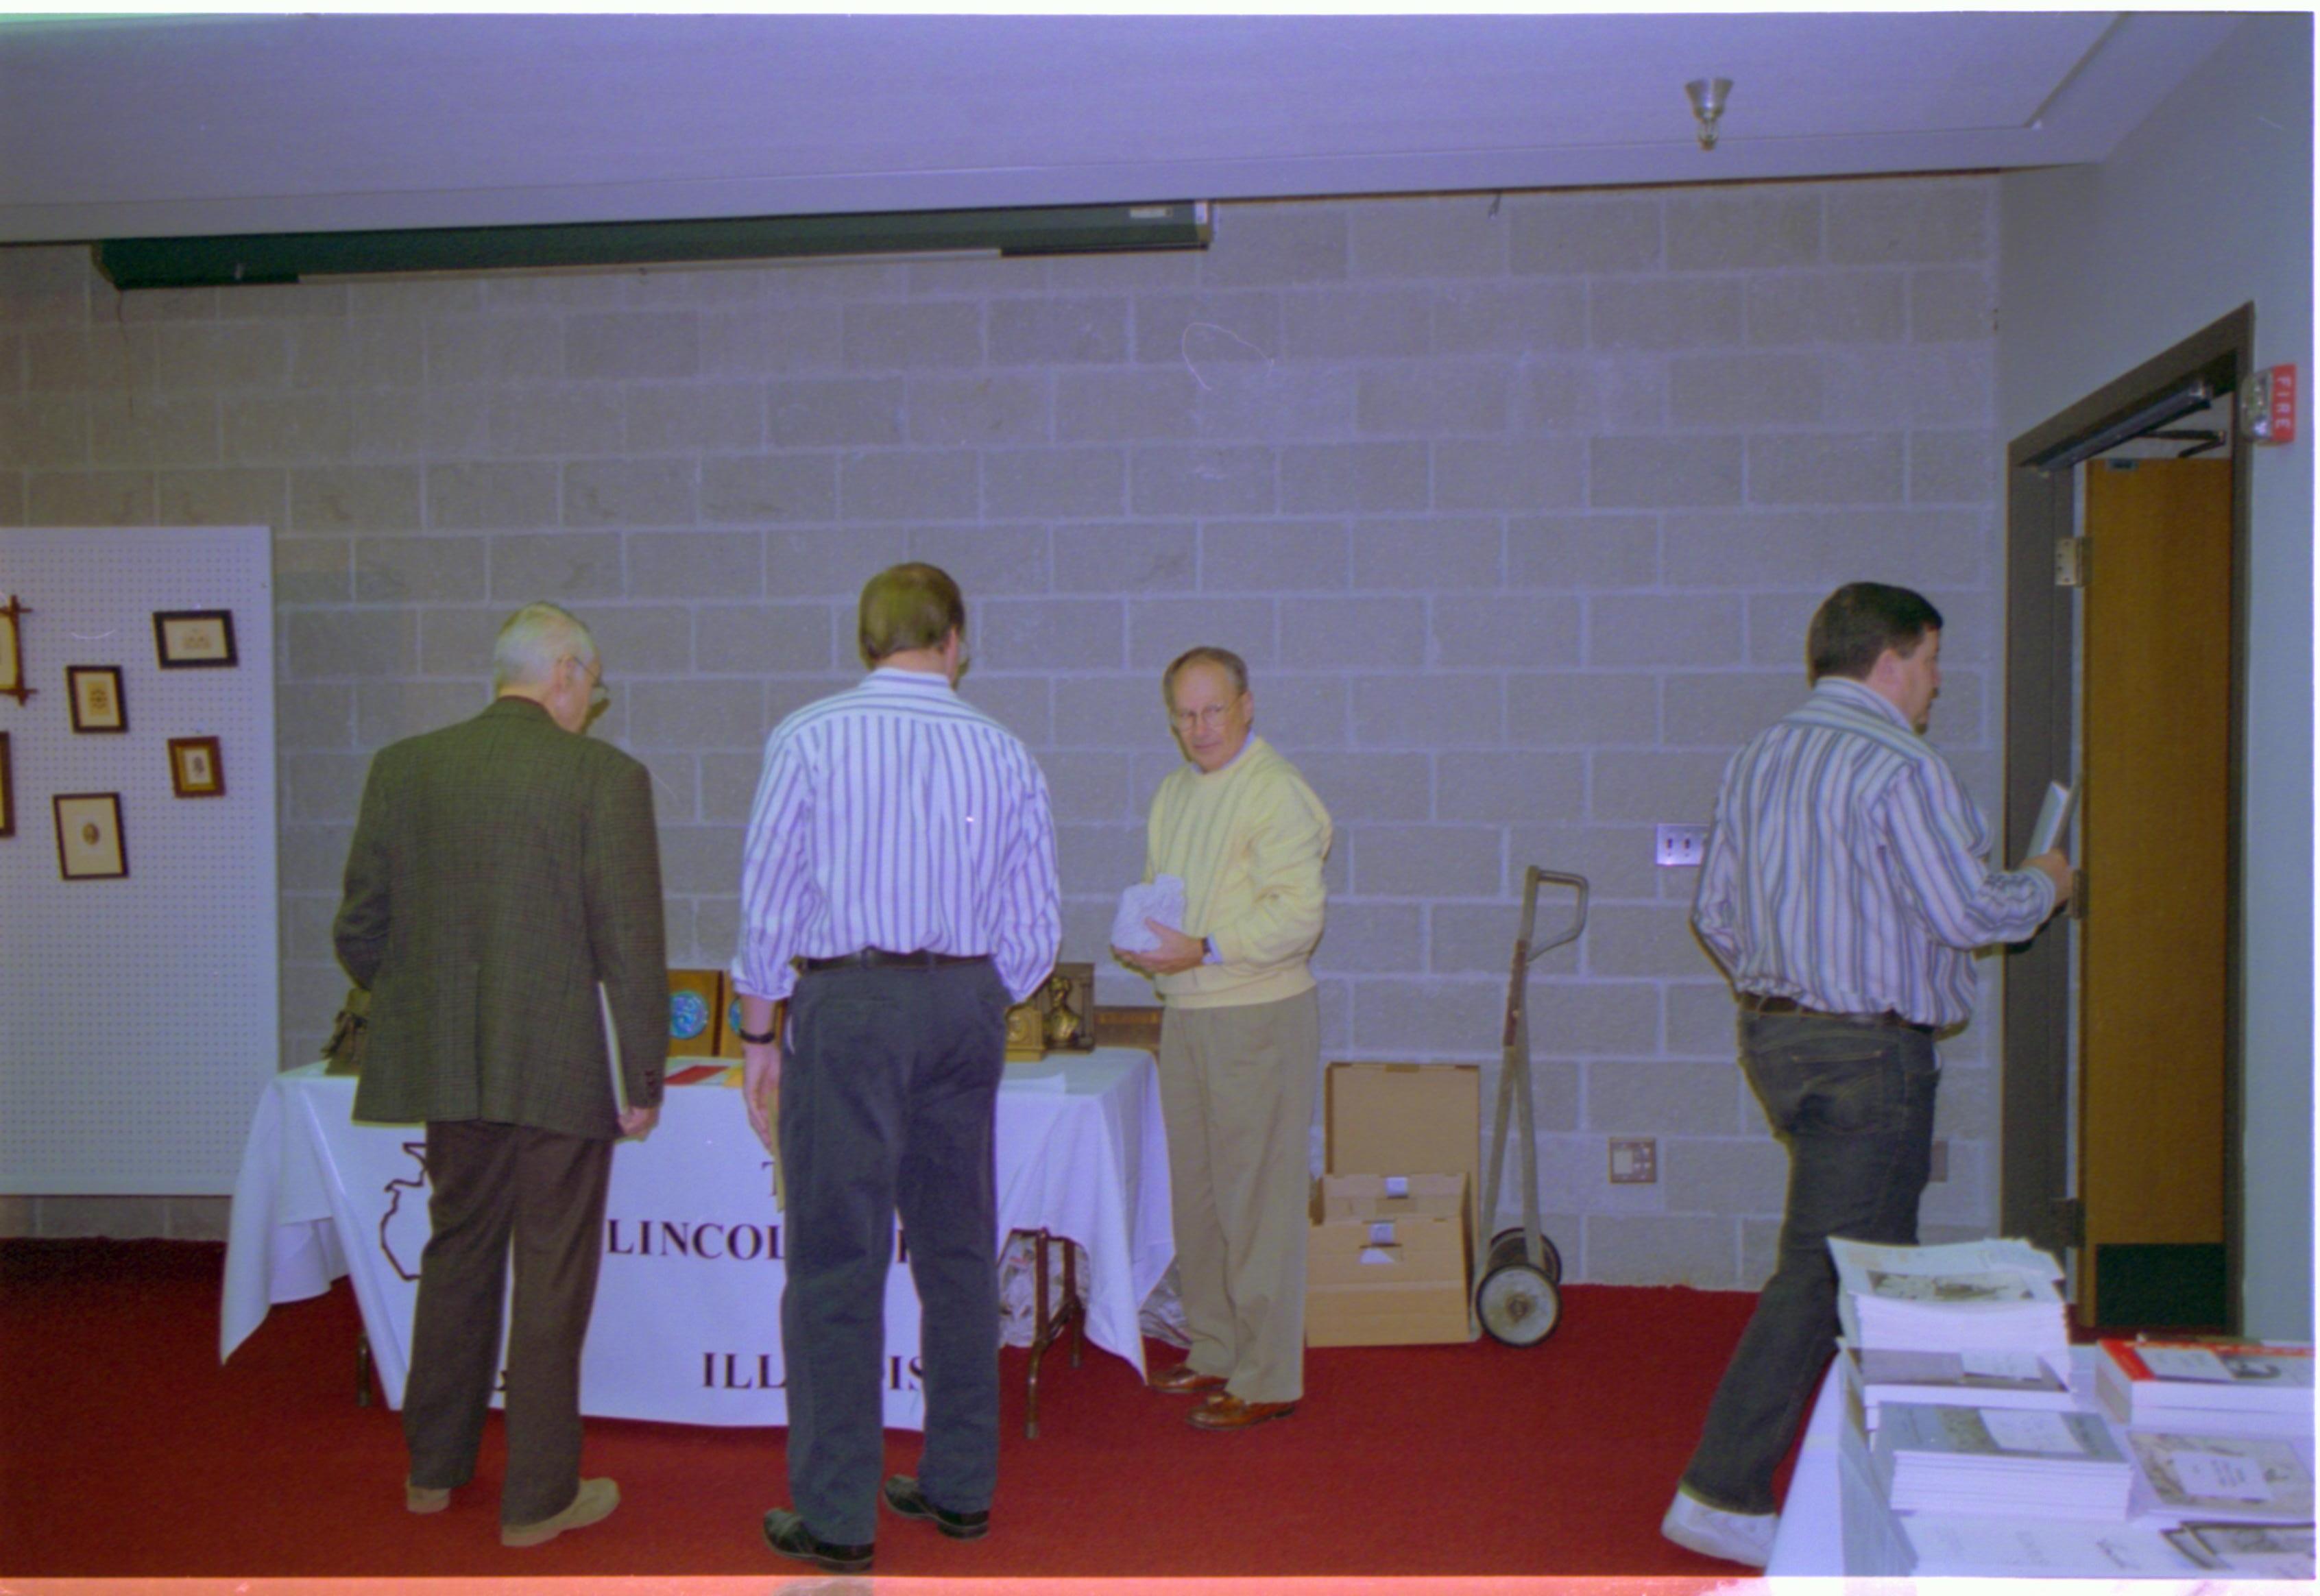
[168,736,226,799]
[153,609,238,670]
[66,666,128,733]
[53,792,128,880]
[0,594,29,705]
[0,732,14,837]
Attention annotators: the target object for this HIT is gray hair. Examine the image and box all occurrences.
[492,602,596,692]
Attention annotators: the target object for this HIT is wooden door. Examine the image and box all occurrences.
[2077,457,2233,1326]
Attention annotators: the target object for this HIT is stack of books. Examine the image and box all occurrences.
[1874,1402,2135,1519]
[2097,1340,2315,1437]
[1830,1236,2070,1355]
[1846,1344,2075,1431]
[2126,1429,2315,1524]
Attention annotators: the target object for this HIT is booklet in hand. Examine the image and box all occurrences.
[2023,779,2076,860]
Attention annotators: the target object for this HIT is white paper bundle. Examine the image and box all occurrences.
[1111,874,1187,953]
[1874,1402,2133,1519]
[1830,1237,2069,1354]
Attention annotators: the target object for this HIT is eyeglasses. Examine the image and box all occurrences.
[1170,704,1233,730]
[566,656,611,716]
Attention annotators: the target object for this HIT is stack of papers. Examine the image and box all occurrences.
[1901,1515,2208,1577]
[2127,1430,2316,1524]
[2097,1340,2315,1437]
[2162,1522,2317,1577]
[1874,1402,2134,1519]
[1845,1344,2075,1431]
[1831,1237,2069,1355]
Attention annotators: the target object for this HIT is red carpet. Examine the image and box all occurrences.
[0,1240,1780,1579]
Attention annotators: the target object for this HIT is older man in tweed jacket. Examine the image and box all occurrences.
[335,601,666,1549]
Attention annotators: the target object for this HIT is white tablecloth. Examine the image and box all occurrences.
[1767,1346,2315,1576]
[1764,1354,1913,1575]
[221,1049,1172,1429]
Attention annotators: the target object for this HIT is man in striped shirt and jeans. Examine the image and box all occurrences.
[1662,581,2071,1568]
[731,563,1060,1575]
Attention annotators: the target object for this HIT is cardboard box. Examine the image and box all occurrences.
[1325,1061,1483,1242]
[1305,1172,1473,1347]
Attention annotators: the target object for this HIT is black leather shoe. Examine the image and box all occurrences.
[762,1508,873,1573]
[882,1474,991,1540]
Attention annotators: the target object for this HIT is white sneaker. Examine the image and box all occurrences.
[1660,1486,1777,1568]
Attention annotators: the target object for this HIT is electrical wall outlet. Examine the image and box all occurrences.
[1655,824,1708,867]
[1608,1137,1658,1185]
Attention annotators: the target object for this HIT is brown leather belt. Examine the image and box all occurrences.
[1739,991,1935,1036]
[798,949,989,974]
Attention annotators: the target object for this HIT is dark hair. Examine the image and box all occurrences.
[858,563,965,665]
[1807,582,1943,683]
[1161,645,1250,703]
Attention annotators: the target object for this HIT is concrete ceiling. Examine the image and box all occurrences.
[0,11,2247,245]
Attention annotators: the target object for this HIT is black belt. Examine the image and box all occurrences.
[1739,992,1935,1036]
[797,949,989,974]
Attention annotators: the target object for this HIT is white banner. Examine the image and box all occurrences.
[223,1050,1170,1429]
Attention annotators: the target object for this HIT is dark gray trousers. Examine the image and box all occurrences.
[403,1118,614,1527]
[779,958,1010,1545]
[1680,1010,1937,1516]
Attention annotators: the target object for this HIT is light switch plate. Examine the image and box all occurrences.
[1655,824,1708,867]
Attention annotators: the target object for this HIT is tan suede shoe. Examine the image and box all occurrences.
[501,1478,619,1548]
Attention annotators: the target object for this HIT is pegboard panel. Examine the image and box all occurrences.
[0,527,277,1195]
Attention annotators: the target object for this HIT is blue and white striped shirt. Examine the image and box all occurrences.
[1692,677,2057,1028]
[730,668,1061,1004]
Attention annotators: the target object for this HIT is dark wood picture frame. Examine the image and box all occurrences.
[153,609,239,669]
[0,594,29,705]
[168,735,226,798]
[0,731,14,837]
[53,791,128,880]
[66,665,127,733]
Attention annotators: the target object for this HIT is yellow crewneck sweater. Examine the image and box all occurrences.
[1144,736,1331,1010]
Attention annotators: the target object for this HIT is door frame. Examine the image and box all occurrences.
[1999,304,2252,1331]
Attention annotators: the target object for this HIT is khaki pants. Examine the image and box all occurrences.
[1157,988,1318,1405]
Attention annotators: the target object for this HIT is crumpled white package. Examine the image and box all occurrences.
[1110,874,1186,953]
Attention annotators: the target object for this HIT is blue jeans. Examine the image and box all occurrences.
[1680,1010,1937,1516]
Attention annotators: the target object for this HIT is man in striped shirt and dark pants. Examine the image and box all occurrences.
[1662,581,2071,1568]
[731,563,1060,1575]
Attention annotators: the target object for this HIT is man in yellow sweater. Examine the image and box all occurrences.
[1113,646,1331,1431]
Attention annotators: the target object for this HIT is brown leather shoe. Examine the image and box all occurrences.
[1187,1394,1297,1431]
[1148,1362,1227,1396]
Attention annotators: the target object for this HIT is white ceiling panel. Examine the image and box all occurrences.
[0,12,2247,244]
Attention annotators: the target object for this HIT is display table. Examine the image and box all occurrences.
[1767,1347,2316,1577]
[222,1049,1171,1430]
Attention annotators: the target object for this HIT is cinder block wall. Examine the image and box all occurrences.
[0,176,2006,1280]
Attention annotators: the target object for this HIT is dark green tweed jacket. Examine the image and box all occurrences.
[335,695,666,1138]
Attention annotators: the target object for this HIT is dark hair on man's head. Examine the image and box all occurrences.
[1807,582,1943,683]
[858,563,965,665]
[1161,644,1250,703]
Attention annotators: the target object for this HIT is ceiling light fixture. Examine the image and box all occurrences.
[1685,77,1732,151]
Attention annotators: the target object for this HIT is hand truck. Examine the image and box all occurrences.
[1473,866,1588,1346]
